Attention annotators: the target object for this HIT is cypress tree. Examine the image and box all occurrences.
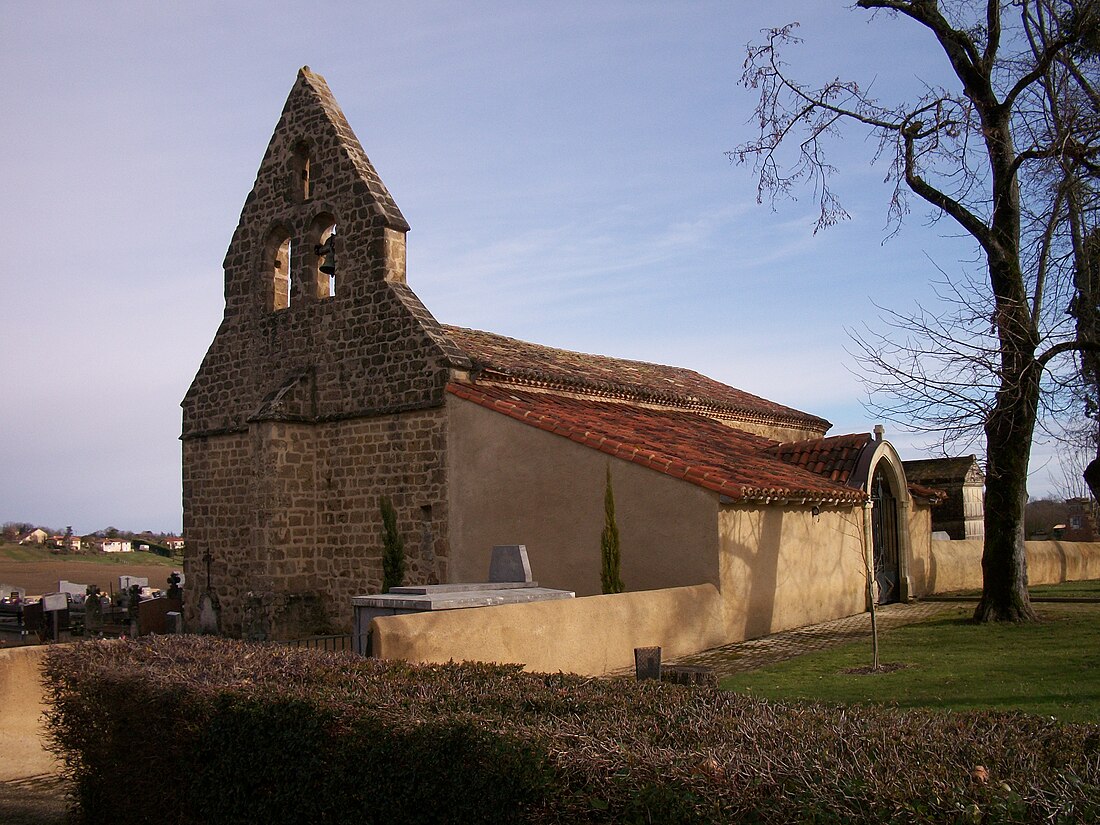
[600,466,624,594]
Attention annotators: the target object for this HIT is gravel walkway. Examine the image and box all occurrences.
[667,600,961,680]
[0,775,71,825]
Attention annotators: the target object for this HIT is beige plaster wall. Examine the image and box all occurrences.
[0,646,58,780]
[447,398,720,595]
[921,540,1100,594]
[718,504,867,639]
[371,584,726,676]
[906,500,935,597]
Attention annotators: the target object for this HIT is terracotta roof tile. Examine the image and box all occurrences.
[766,433,874,487]
[443,325,830,434]
[908,482,949,503]
[447,382,865,504]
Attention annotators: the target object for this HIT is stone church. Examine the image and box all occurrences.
[183,68,938,641]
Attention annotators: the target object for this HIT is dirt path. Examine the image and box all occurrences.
[0,775,72,825]
[0,561,181,598]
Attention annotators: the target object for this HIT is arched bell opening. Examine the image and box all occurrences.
[265,226,294,312]
[308,213,338,299]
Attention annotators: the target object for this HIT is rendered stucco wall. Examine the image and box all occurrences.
[370,584,726,675]
[918,540,1100,594]
[446,397,720,596]
[714,418,827,444]
[906,499,935,596]
[0,646,57,780]
[718,504,867,639]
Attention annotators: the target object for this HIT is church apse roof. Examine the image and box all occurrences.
[443,325,830,436]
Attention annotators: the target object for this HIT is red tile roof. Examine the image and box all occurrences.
[908,482,949,503]
[447,382,866,504]
[766,434,873,485]
[443,325,830,435]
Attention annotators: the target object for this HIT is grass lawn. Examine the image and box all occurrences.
[721,601,1100,724]
[1029,579,1100,598]
[0,541,178,566]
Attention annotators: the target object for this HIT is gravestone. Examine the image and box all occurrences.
[166,611,182,634]
[198,592,220,634]
[58,581,87,606]
[489,545,533,583]
[634,646,662,681]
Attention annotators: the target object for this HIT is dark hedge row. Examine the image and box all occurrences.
[43,637,1100,824]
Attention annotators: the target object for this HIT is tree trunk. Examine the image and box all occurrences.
[974,363,1040,623]
[1085,458,1100,502]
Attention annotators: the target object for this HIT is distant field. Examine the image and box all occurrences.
[0,542,181,596]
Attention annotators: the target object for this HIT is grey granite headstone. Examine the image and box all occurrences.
[635,646,662,681]
[166,611,183,634]
[198,592,220,634]
[489,545,533,583]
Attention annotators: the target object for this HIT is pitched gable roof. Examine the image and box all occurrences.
[447,382,865,504]
[443,325,830,435]
[903,455,983,485]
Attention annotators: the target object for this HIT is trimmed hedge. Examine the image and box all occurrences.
[43,637,1100,824]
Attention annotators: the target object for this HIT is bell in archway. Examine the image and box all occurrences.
[316,235,336,276]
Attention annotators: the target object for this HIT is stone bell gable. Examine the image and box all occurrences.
[183,67,469,436]
[182,68,469,639]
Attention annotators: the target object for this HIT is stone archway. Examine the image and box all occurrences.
[870,464,901,604]
[859,435,915,605]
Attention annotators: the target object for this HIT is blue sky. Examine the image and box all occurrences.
[0,2,1069,533]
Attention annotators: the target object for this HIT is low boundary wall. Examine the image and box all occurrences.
[917,540,1100,595]
[375,542,1100,675]
[0,645,58,780]
[371,583,726,676]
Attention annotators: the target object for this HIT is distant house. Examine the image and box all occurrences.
[101,539,133,554]
[902,455,984,540]
[1064,497,1099,542]
[165,537,185,551]
[49,535,83,551]
[18,528,49,545]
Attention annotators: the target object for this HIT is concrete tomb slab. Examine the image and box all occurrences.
[351,545,572,655]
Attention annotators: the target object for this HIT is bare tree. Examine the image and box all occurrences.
[733,0,1100,621]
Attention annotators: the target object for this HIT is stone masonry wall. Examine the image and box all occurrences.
[183,412,449,637]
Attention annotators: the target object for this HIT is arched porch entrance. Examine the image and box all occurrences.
[870,464,901,604]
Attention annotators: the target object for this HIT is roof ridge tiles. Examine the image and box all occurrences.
[441,324,831,433]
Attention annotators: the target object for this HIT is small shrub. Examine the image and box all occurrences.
[41,637,1100,825]
[380,497,405,593]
